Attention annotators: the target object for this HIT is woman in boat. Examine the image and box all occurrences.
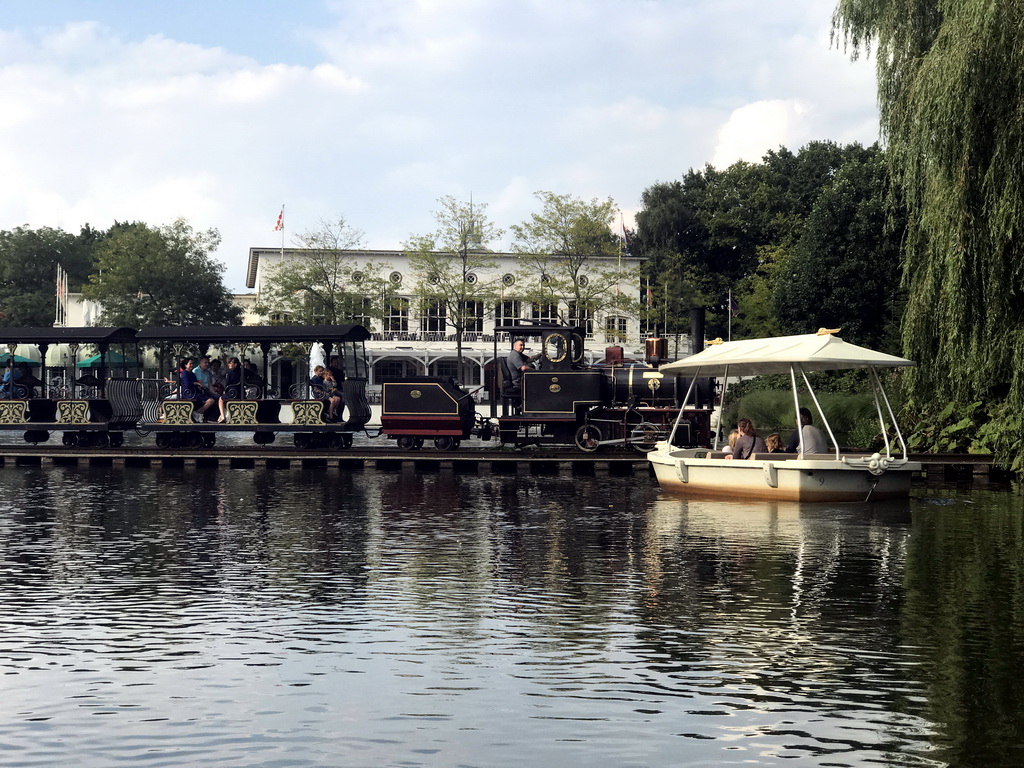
[765,433,782,453]
[725,418,766,459]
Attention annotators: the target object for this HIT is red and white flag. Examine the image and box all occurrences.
[273,209,284,232]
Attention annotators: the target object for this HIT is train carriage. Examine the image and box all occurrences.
[0,326,139,447]
[134,324,372,448]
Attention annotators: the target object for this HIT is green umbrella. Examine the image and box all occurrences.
[76,351,139,368]
[0,354,39,367]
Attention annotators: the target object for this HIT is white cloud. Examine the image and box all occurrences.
[0,1,880,292]
[712,100,808,167]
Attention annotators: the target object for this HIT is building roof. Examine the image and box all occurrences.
[0,327,138,346]
[136,324,371,344]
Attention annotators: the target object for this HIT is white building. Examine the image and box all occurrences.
[245,247,647,396]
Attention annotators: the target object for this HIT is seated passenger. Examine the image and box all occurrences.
[328,355,346,411]
[194,356,214,392]
[786,407,829,454]
[178,358,216,422]
[208,358,225,395]
[217,357,242,423]
[0,362,23,397]
[310,365,343,422]
[765,433,782,453]
[724,418,766,460]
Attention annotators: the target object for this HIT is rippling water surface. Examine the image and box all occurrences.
[0,466,1021,767]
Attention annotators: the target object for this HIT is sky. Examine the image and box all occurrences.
[0,0,880,292]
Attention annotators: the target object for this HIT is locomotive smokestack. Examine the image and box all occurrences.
[690,308,705,355]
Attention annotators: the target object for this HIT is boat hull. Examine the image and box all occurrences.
[649,447,921,502]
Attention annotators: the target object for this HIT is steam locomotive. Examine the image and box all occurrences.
[379,322,713,452]
[0,322,713,452]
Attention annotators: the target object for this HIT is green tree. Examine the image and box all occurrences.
[634,141,881,340]
[833,0,1024,407]
[773,148,906,351]
[0,225,98,326]
[84,219,241,327]
[254,217,390,327]
[510,191,638,336]
[404,196,503,383]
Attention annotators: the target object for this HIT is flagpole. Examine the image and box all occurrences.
[279,204,285,257]
[728,288,732,342]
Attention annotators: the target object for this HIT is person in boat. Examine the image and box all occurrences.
[725,418,766,459]
[765,433,782,453]
[786,407,829,454]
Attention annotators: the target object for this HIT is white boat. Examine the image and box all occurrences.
[648,330,922,502]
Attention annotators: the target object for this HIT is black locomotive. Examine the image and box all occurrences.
[378,322,713,452]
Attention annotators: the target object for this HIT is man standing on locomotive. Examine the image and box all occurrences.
[504,339,534,412]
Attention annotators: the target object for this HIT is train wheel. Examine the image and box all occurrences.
[202,433,217,448]
[396,435,417,451]
[294,433,311,450]
[629,422,661,453]
[575,424,603,452]
[184,432,204,449]
[155,434,172,449]
[340,434,353,449]
[24,430,50,445]
[434,436,457,451]
[62,432,79,448]
[92,432,110,449]
[109,433,124,448]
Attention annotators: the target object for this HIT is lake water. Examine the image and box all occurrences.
[0,466,1020,767]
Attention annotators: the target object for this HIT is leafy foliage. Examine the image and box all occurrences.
[834,0,1024,469]
[633,141,889,340]
[84,219,241,328]
[510,191,638,325]
[404,197,503,381]
[773,148,906,352]
[254,217,389,326]
[0,225,99,326]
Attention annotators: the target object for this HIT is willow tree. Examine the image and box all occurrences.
[833,1,1024,413]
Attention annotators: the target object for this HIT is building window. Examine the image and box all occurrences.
[605,315,628,343]
[421,300,446,333]
[568,302,593,337]
[384,298,409,333]
[495,300,520,329]
[462,300,484,334]
[376,360,410,378]
[433,360,460,379]
[532,302,558,324]
[346,296,372,327]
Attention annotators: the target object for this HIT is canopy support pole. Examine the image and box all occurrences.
[712,364,730,450]
[666,372,700,447]
[869,366,908,457]
[799,365,840,459]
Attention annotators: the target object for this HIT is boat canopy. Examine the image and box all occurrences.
[658,332,915,376]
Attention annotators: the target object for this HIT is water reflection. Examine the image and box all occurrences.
[0,468,1019,767]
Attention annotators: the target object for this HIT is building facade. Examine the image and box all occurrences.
[245,247,648,398]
